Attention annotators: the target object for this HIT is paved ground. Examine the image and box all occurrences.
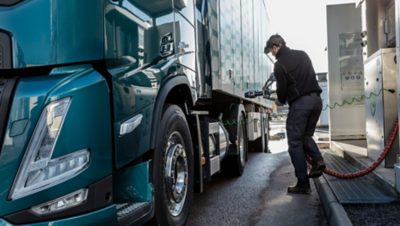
[344,203,400,226]
[252,153,326,226]
[187,130,327,226]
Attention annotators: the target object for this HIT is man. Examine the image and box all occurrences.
[265,34,326,194]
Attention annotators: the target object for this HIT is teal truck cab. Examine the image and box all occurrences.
[0,0,272,225]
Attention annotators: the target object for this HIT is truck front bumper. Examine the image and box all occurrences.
[0,205,118,226]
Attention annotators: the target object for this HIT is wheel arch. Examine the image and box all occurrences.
[150,75,195,150]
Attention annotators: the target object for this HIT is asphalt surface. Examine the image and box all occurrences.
[344,203,400,226]
[187,132,327,226]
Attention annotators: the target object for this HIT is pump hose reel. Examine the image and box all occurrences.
[307,120,399,179]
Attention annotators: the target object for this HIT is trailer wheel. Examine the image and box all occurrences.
[233,111,247,175]
[224,104,248,176]
[153,104,193,226]
[255,114,270,153]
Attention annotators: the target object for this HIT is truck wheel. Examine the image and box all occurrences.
[224,104,248,176]
[256,116,270,153]
[153,104,193,226]
[232,112,247,175]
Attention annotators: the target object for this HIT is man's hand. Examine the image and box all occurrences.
[275,99,284,106]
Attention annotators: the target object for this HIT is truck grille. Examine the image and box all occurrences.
[0,30,12,69]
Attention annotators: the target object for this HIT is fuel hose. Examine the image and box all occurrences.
[307,120,399,179]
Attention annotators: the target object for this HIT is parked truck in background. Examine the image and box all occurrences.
[0,0,272,225]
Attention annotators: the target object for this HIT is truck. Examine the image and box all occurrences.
[0,0,273,225]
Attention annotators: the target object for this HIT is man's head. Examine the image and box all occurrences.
[264,34,286,56]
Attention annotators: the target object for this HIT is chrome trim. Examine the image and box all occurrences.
[164,132,188,217]
[209,156,220,176]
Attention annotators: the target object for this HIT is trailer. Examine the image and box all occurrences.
[0,0,272,225]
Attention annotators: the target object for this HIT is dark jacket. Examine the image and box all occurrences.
[274,45,322,105]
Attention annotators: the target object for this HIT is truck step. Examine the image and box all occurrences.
[117,201,152,225]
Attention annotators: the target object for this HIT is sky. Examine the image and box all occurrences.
[265,0,356,73]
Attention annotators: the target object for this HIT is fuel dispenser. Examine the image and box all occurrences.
[364,48,399,168]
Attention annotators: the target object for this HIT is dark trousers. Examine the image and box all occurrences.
[286,94,323,185]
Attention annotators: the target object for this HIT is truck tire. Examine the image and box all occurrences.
[255,116,270,153]
[224,104,248,176]
[234,111,248,175]
[153,104,194,226]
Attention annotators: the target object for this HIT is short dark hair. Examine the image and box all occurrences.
[264,34,286,54]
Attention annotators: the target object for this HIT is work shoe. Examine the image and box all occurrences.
[287,184,311,195]
[308,160,326,178]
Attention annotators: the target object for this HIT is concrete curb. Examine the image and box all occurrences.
[313,176,353,226]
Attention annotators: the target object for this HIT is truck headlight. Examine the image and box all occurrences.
[9,98,90,200]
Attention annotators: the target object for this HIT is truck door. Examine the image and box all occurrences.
[104,0,175,167]
[173,0,197,91]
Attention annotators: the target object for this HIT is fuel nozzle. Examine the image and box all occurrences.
[244,90,264,98]
[244,89,274,99]
[245,72,276,99]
